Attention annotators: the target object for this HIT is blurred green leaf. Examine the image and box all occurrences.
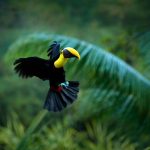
[16,110,47,150]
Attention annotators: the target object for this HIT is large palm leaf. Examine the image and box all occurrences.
[5,33,150,112]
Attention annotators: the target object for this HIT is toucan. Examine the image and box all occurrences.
[14,41,80,112]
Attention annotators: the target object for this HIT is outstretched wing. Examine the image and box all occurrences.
[47,41,60,60]
[14,57,51,80]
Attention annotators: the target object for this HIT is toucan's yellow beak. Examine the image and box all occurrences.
[54,47,80,68]
[63,47,80,59]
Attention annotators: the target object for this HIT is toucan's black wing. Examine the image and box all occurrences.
[14,57,51,80]
[47,41,60,60]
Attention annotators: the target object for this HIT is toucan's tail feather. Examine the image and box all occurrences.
[43,81,79,112]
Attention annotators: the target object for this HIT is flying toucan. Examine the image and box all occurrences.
[14,41,80,112]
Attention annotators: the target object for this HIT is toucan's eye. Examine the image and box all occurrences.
[60,50,63,54]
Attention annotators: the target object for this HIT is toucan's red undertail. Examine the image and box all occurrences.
[50,86,63,92]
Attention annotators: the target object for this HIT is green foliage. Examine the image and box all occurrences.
[16,110,47,150]
[1,0,149,30]
[85,122,137,150]
[0,114,139,150]
[0,76,47,125]
[0,112,24,150]
[3,33,150,149]
[1,0,150,149]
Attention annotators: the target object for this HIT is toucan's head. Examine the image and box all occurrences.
[54,47,80,68]
[62,47,80,59]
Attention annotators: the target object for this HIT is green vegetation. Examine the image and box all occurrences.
[0,0,150,150]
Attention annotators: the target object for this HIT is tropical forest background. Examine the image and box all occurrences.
[0,0,150,150]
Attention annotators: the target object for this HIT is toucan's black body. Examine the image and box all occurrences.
[14,41,79,112]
